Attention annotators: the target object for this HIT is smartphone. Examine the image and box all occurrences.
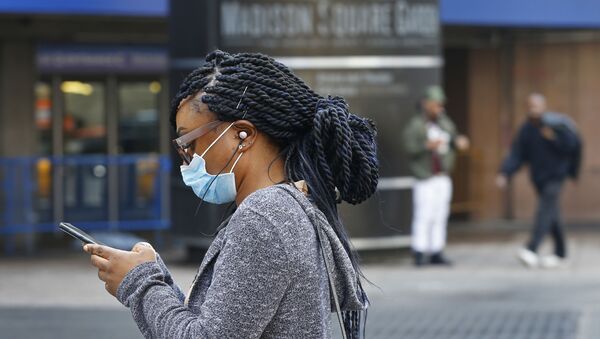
[59,222,103,245]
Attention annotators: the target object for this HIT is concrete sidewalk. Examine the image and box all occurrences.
[1,228,600,338]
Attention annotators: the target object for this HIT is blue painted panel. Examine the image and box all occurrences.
[441,0,600,28]
[0,0,168,17]
[0,155,171,246]
[3,0,600,28]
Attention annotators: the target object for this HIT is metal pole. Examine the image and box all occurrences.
[106,75,119,231]
[499,32,515,219]
[51,76,64,225]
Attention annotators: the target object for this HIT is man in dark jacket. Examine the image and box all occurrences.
[497,93,580,269]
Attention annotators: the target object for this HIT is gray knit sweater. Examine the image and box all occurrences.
[117,184,366,339]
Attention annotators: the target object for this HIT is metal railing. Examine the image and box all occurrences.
[0,154,171,254]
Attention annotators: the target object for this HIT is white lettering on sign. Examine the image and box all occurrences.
[394,0,439,37]
[220,0,438,40]
[329,3,393,37]
[221,2,314,38]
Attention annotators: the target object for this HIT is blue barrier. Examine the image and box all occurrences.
[0,154,171,254]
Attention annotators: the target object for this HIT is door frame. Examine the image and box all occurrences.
[42,74,168,226]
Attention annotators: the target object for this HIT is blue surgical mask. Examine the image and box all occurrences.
[180,122,243,204]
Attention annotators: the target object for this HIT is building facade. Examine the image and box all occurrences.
[0,2,171,253]
[442,0,600,223]
[1,0,599,253]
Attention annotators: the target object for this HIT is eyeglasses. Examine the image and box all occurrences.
[172,120,223,165]
[172,86,249,165]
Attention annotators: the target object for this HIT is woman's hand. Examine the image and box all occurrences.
[83,242,157,296]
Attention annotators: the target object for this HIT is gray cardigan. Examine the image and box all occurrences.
[117,184,366,339]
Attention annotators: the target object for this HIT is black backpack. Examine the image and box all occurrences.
[542,112,583,179]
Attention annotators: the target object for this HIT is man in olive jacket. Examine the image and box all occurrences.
[403,86,469,266]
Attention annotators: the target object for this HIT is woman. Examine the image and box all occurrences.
[84,50,379,339]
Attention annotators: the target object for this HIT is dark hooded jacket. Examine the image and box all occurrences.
[501,112,581,188]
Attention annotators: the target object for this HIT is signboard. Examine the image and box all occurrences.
[37,45,168,74]
[170,0,441,244]
[219,0,439,56]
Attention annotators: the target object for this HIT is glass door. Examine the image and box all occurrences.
[62,80,107,154]
[34,81,54,224]
[118,80,161,154]
[61,79,109,222]
[36,74,167,230]
[117,79,162,221]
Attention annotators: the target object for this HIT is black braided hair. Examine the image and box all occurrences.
[171,49,378,202]
[171,51,378,336]
[171,48,379,252]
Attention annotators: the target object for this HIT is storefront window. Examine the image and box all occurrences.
[118,81,161,217]
[118,81,160,153]
[61,80,108,220]
[62,80,106,154]
[34,81,53,221]
[35,81,53,155]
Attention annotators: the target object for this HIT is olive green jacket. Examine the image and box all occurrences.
[403,113,457,179]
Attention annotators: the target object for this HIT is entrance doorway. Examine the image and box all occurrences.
[32,74,169,230]
[443,48,474,219]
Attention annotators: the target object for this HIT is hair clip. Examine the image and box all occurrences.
[237,86,249,119]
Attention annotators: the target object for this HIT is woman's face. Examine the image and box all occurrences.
[175,93,241,175]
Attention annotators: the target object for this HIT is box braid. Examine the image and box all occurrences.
[170,50,378,337]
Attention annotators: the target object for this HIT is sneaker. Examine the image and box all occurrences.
[540,255,565,269]
[430,252,453,266]
[413,251,425,267]
[517,248,539,268]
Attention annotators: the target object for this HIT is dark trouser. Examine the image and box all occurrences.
[527,180,566,258]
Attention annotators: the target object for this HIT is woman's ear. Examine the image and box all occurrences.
[233,120,257,151]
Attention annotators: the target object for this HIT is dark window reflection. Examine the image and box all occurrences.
[62,81,107,154]
[118,81,160,154]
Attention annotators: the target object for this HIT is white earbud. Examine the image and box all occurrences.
[239,131,248,140]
